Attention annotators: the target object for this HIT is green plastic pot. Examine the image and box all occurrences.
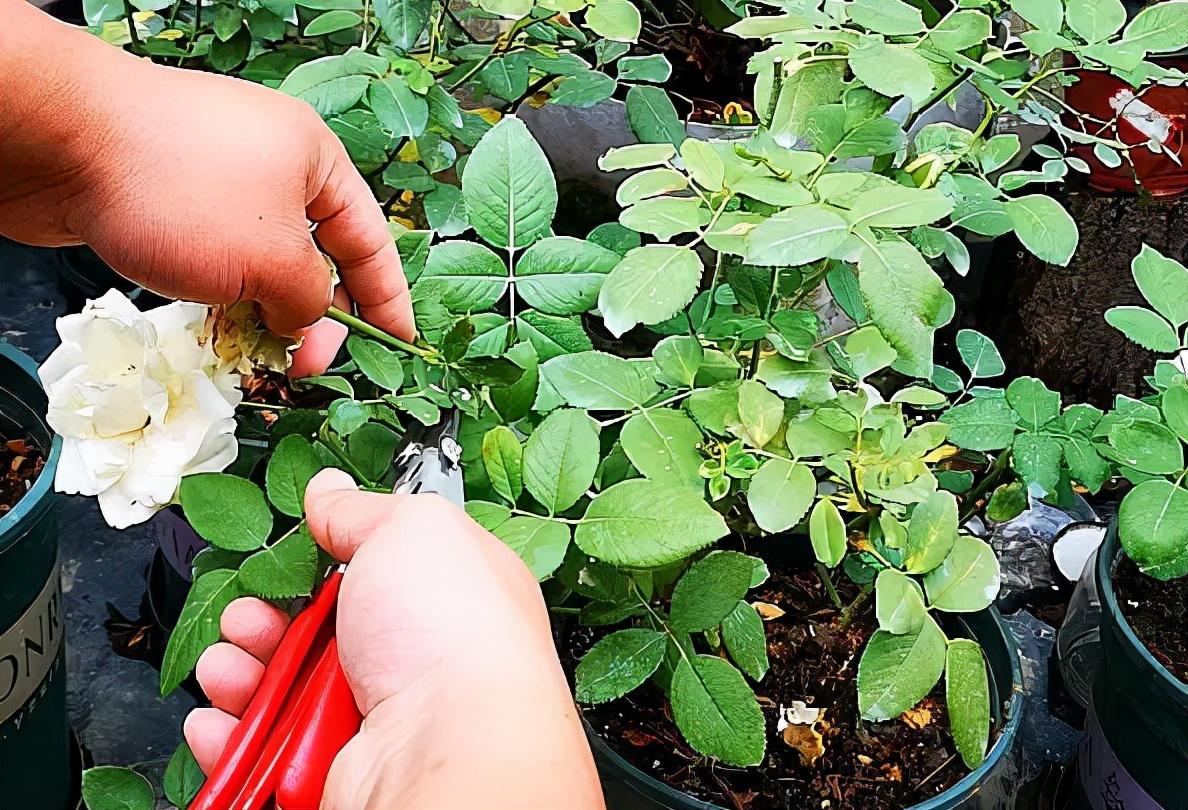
[0,341,71,810]
[587,608,1023,810]
[1079,524,1188,810]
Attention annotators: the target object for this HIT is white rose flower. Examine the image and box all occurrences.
[38,290,243,529]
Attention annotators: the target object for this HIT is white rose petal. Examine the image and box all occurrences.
[39,290,243,529]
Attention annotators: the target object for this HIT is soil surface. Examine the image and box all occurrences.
[969,187,1188,408]
[1114,556,1188,683]
[560,568,992,810]
[0,437,46,517]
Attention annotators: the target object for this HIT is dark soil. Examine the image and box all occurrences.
[1114,556,1188,683]
[970,187,1188,408]
[561,569,989,810]
[640,23,755,124]
[0,437,45,517]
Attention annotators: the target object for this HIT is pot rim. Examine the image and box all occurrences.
[1096,522,1188,696]
[0,341,62,548]
[582,606,1025,810]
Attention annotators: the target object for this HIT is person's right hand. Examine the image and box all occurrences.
[184,469,604,810]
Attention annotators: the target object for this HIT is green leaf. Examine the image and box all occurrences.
[462,116,557,249]
[599,246,704,337]
[1131,244,1188,328]
[848,0,924,34]
[735,379,784,449]
[482,426,524,503]
[946,639,991,769]
[849,187,954,229]
[987,481,1028,522]
[848,40,935,107]
[265,435,322,518]
[858,616,946,720]
[652,335,703,387]
[928,9,992,50]
[586,0,641,41]
[1105,306,1180,352]
[368,74,429,138]
[846,325,897,379]
[327,398,369,435]
[756,352,836,405]
[549,70,617,107]
[161,569,241,695]
[671,655,766,766]
[1162,383,1188,443]
[955,329,1005,379]
[876,569,927,635]
[329,110,393,174]
[163,743,204,808]
[477,51,528,97]
[943,396,1018,450]
[599,143,678,172]
[305,9,362,34]
[238,527,318,598]
[347,422,399,480]
[424,184,469,237]
[721,600,769,680]
[417,241,507,312]
[743,205,850,267]
[490,515,571,578]
[1007,195,1079,266]
[1118,480,1188,580]
[768,62,846,146]
[1013,432,1063,496]
[904,491,958,574]
[617,54,671,82]
[382,161,434,192]
[620,409,704,490]
[1066,0,1125,42]
[181,474,272,551]
[620,196,709,241]
[859,239,953,378]
[923,535,1000,611]
[524,409,600,513]
[670,550,755,632]
[347,335,405,390]
[1006,376,1061,429]
[479,0,530,16]
[680,138,726,191]
[1010,0,1063,31]
[1061,436,1110,492]
[374,0,431,51]
[279,48,387,115]
[516,236,620,315]
[576,479,729,566]
[82,767,154,810]
[540,351,660,409]
[1108,419,1184,474]
[616,168,689,206]
[1122,0,1188,53]
[625,85,685,147]
[809,498,847,567]
[575,628,666,703]
[747,458,815,534]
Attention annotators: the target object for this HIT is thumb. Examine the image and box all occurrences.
[304,468,402,562]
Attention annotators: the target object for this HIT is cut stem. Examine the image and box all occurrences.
[326,307,433,359]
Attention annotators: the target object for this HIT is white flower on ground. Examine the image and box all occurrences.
[38,290,242,528]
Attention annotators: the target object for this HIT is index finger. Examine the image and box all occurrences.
[307,151,415,341]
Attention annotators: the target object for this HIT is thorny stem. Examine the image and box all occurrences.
[837,584,873,631]
[326,307,434,359]
[447,15,538,92]
[816,563,843,610]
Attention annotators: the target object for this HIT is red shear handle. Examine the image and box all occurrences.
[274,642,364,810]
[189,572,344,810]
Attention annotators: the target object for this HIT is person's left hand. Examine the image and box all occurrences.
[0,8,412,376]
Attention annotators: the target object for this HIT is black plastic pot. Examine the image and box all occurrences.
[1078,524,1188,810]
[0,341,72,810]
[587,608,1024,810]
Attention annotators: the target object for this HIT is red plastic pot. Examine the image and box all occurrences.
[1062,59,1188,197]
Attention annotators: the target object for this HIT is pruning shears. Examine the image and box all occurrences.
[188,411,464,810]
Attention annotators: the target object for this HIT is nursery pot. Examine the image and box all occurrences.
[0,341,72,810]
[1077,524,1188,810]
[588,608,1024,810]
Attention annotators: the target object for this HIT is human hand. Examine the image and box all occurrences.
[0,2,411,376]
[183,469,604,810]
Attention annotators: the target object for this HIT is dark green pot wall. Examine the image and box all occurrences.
[1089,525,1188,810]
[588,608,1025,810]
[0,341,71,810]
